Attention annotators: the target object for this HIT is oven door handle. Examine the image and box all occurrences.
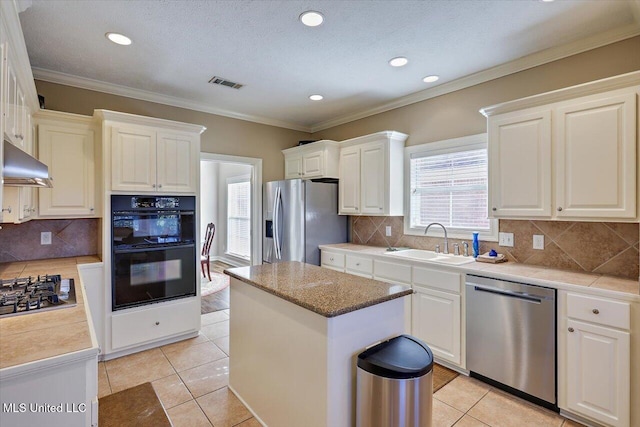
[114,243,195,254]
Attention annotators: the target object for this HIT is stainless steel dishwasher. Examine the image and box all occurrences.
[466,275,557,411]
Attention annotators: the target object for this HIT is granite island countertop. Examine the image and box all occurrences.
[320,243,640,302]
[0,256,101,370]
[225,261,412,317]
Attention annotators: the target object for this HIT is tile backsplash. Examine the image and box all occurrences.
[351,216,639,280]
[0,219,99,264]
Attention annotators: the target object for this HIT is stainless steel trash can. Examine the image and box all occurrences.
[356,335,433,427]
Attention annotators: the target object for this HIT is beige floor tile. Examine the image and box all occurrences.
[454,415,489,426]
[468,391,564,427]
[201,320,229,340]
[213,336,230,356]
[196,387,252,427]
[201,310,229,326]
[435,375,490,412]
[432,398,464,427]
[164,341,227,372]
[166,400,212,427]
[105,347,166,371]
[161,334,210,353]
[152,374,193,409]
[106,352,176,393]
[562,419,586,427]
[179,357,229,398]
[97,362,111,398]
[234,418,262,427]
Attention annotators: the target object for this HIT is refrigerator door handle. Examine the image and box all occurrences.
[274,186,282,259]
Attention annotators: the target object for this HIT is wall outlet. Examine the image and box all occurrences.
[41,231,52,245]
[533,234,545,250]
[498,232,514,247]
[385,226,392,237]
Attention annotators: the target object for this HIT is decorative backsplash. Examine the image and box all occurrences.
[0,219,99,264]
[351,216,639,280]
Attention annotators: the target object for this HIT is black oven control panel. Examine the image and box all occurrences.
[131,196,180,209]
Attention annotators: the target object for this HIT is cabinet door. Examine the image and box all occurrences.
[412,286,461,365]
[488,109,551,217]
[338,146,360,214]
[4,51,18,144]
[566,319,629,427]
[157,131,197,193]
[555,92,636,218]
[302,150,323,178]
[360,142,386,214]
[111,126,156,192]
[39,124,95,216]
[284,154,302,179]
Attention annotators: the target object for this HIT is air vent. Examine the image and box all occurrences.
[208,76,243,89]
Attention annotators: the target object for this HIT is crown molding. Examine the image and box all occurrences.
[32,68,312,133]
[309,23,640,133]
[94,109,207,134]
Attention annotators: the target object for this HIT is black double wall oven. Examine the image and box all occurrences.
[111,195,197,311]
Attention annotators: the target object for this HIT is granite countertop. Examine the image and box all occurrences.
[320,243,640,300]
[0,256,101,370]
[224,261,412,318]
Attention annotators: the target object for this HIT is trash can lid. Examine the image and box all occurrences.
[357,335,433,379]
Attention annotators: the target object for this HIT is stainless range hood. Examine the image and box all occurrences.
[3,140,53,188]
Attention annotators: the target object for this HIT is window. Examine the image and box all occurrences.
[226,177,251,259]
[405,134,497,241]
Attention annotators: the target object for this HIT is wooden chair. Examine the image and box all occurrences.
[201,223,216,281]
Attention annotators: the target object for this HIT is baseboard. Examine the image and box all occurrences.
[211,255,249,268]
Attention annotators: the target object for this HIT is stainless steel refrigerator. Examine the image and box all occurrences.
[263,179,347,265]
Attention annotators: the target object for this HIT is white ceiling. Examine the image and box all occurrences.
[17,0,640,132]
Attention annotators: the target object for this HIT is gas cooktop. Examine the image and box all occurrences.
[0,275,76,317]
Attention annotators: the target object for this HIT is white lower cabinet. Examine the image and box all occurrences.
[561,292,631,427]
[320,250,345,272]
[412,286,461,365]
[345,254,373,278]
[111,298,200,351]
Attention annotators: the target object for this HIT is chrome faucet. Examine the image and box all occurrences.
[424,222,449,254]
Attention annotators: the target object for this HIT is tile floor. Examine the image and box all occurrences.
[99,309,584,427]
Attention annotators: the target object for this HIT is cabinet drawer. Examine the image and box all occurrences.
[111,298,199,350]
[567,293,630,330]
[321,251,345,269]
[345,255,373,275]
[413,267,461,293]
[374,260,411,285]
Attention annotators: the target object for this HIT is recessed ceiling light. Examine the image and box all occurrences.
[541,0,555,2]
[300,11,324,27]
[422,75,440,83]
[309,94,324,101]
[389,57,408,67]
[106,32,132,46]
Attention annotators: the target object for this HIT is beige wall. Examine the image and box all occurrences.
[34,81,311,182]
[312,36,640,144]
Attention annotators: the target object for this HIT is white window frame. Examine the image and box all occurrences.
[225,174,252,260]
[404,133,498,242]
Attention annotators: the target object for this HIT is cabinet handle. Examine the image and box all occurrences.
[329,257,334,261]
[152,184,157,188]
[592,308,599,315]
[356,263,360,266]
[492,207,497,211]
[90,208,95,212]
[557,207,563,212]
[568,327,574,332]
[2,207,11,214]
[158,184,163,189]
[155,321,160,326]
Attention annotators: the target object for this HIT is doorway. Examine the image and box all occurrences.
[199,153,262,314]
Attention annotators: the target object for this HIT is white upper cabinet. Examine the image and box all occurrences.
[338,131,407,216]
[482,72,640,221]
[282,140,340,180]
[99,110,205,194]
[36,111,97,217]
[555,91,636,218]
[489,108,552,217]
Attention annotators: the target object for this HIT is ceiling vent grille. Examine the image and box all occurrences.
[208,76,243,89]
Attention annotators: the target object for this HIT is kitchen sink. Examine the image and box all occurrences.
[384,249,475,265]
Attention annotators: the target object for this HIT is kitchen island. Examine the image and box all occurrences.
[224,261,412,427]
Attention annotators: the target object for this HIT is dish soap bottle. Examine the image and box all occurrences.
[472,232,479,258]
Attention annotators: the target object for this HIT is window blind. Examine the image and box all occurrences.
[410,147,489,230]
[227,181,251,258]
